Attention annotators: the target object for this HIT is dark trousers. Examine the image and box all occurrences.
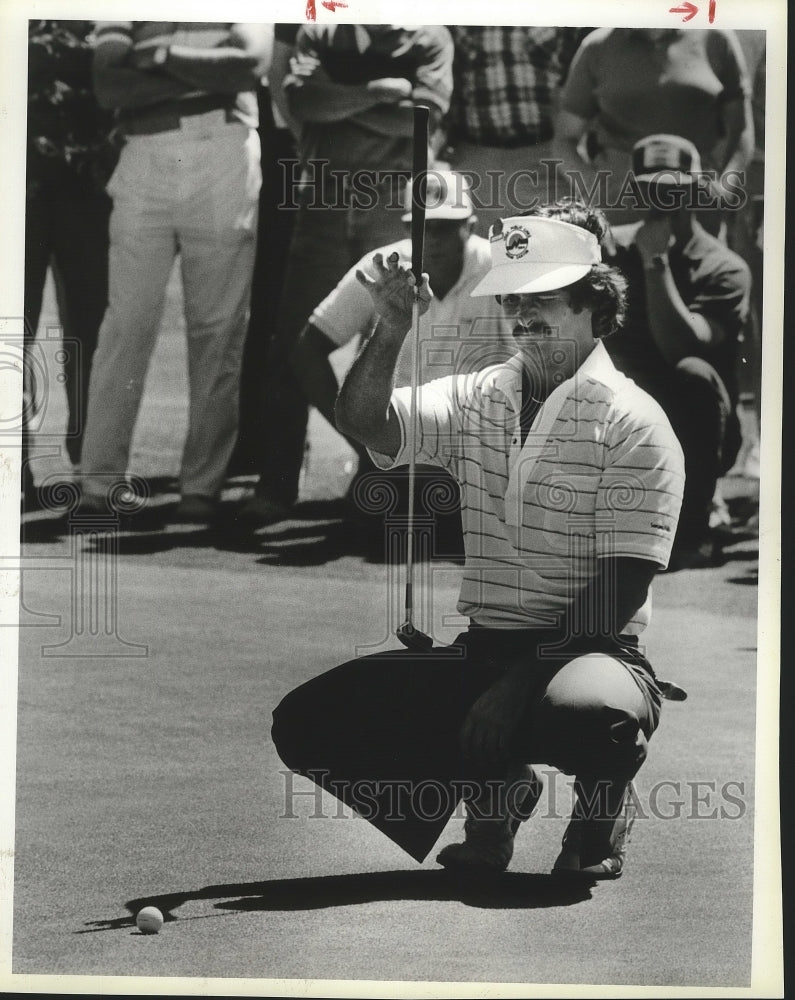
[350,462,465,559]
[637,357,741,550]
[254,180,407,506]
[272,627,661,862]
[231,93,298,475]
[24,187,111,468]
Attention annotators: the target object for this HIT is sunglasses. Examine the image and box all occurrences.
[496,291,566,307]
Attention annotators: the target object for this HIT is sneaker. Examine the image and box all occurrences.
[552,783,636,880]
[237,492,290,527]
[173,494,218,524]
[436,765,544,872]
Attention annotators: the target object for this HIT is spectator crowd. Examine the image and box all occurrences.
[23,21,766,570]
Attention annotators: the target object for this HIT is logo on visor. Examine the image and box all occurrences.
[504,225,530,259]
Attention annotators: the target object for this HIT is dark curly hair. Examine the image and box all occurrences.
[517,199,627,338]
[523,197,611,247]
[564,264,628,339]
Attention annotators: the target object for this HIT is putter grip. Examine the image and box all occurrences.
[411,105,430,281]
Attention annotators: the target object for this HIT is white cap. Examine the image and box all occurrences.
[632,134,703,186]
[470,216,601,297]
[401,170,474,222]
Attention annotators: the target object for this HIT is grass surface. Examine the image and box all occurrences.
[12,267,768,990]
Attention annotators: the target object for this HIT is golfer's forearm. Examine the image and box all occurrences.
[560,557,656,640]
[335,320,406,454]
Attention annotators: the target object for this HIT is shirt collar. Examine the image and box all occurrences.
[491,338,622,405]
[501,341,622,527]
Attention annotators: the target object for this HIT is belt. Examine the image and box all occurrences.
[466,622,687,700]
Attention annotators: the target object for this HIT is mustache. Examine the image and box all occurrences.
[512,320,552,335]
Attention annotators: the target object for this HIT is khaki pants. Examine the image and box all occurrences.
[81,117,260,500]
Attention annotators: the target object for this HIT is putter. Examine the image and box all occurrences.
[397,105,433,654]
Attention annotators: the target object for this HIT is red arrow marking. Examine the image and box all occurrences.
[669,1,699,20]
[708,0,716,21]
[306,0,316,20]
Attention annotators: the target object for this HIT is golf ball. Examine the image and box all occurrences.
[136,906,164,934]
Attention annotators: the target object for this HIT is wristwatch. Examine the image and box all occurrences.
[643,253,670,272]
[152,45,170,67]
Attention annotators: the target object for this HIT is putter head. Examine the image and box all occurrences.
[396,622,433,652]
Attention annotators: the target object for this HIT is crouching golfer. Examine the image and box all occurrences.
[273,204,685,879]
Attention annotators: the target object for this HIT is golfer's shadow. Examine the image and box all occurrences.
[217,870,592,911]
[110,870,589,924]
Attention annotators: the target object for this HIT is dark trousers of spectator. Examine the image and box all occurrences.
[230,87,298,475]
[253,180,407,508]
[639,357,741,551]
[349,461,465,560]
[24,187,110,471]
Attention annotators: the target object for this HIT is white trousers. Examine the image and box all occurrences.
[81,116,261,499]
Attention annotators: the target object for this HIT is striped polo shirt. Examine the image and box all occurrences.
[93,22,258,131]
[369,340,684,633]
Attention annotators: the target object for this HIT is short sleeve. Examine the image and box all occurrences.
[368,377,458,472]
[310,262,378,349]
[412,27,454,115]
[596,396,685,568]
[559,31,600,120]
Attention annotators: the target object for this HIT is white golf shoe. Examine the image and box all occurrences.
[552,782,636,880]
[436,764,544,872]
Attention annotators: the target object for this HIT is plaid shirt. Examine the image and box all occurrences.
[448,26,586,146]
